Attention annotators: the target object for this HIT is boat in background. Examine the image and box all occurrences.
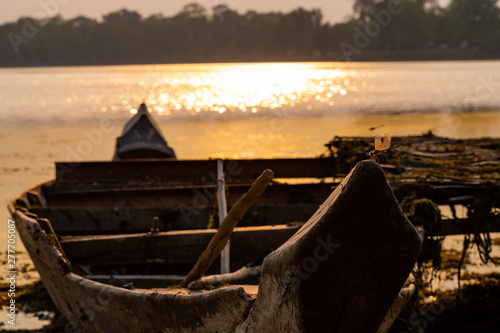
[113,103,176,160]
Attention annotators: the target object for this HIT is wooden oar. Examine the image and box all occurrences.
[180,168,274,288]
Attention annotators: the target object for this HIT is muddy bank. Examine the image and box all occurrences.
[388,273,500,333]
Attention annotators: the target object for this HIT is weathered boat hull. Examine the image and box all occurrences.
[239,160,422,332]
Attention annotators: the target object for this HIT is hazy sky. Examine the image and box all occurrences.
[1,0,453,25]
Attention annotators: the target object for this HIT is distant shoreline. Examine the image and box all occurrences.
[0,48,497,69]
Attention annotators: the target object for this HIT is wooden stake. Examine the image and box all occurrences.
[217,159,230,274]
[180,169,274,287]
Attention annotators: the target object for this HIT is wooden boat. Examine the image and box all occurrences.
[113,103,176,160]
[9,157,422,332]
[9,108,423,332]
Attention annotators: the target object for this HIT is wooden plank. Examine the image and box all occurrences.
[44,182,334,208]
[84,274,185,289]
[31,207,200,234]
[55,159,218,184]
[223,158,335,183]
[431,217,500,236]
[55,158,335,185]
[31,204,318,235]
[60,225,299,266]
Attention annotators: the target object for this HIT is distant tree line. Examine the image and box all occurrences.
[1,0,499,66]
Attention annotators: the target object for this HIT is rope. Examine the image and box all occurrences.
[457,234,471,297]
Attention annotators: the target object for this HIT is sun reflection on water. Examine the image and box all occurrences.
[132,63,354,116]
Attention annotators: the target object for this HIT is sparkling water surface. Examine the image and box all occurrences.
[1,61,500,124]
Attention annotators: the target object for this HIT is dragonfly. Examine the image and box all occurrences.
[368,124,384,131]
[368,133,400,162]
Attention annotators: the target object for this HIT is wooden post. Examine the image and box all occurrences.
[180,169,274,288]
[218,159,230,274]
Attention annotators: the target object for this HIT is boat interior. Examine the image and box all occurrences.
[14,157,339,289]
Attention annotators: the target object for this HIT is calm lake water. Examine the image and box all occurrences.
[1,61,500,127]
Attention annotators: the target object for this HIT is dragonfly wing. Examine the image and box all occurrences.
[381,132,391,150]
[374,135,382,150]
